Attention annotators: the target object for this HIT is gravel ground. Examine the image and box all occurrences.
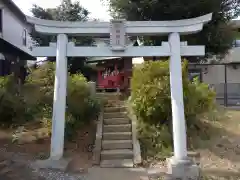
[34,168,87,180]
[0,122,95,180]
[0,148,88,180]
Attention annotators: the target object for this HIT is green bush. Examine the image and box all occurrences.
[23,62,55,108]
[67,74,99,122]
[0,75,30,127]
[24,62,100,140]
[0,62,100,140]
[65,73,100,140]
[130,60,216,156]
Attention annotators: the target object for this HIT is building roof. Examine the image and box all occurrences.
[0,0,36,60]
[0,37,36,60]
[2,0,27,23]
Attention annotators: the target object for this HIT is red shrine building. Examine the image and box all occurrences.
[86,38,143,92]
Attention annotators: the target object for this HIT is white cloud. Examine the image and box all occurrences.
[13,0,111,21]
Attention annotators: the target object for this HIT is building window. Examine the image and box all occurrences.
[22,29,27,46]
[188,69,202,82]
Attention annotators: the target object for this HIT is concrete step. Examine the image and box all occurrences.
[101,149,133,160]
[104,124,132,133]
[103,132,132,140]
[96,93,123,102]
[96,92,122,97]
[100,159,134,168]
[102,140,132,150]
[104,112,128,119]
[104,106,126,113]
[104,118,130,125]
[104,101,125,108]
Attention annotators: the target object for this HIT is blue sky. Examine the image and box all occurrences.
[12,0,111,21]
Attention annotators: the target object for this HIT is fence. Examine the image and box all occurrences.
[188,63,240,107]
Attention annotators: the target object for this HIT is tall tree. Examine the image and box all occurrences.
[31,0,94,75]
[103,0,240,57]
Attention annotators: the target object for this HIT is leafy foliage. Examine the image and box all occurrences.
[0,75,30,127]
[23,62,55,108]
[67,74,99,123]
[31,0,92,46]
[25,62,100,140]
[0,63,100,140]
[103,0,239,56]
[30,0,94,75]
[130,60,216,156]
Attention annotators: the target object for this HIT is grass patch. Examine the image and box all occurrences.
[147,109,240,179]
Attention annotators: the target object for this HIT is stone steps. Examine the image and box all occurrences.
[97,92,124,107]
[102,140,132,150]
[104,101,125,108]
[104,106,126,113]
[103,124,132,133]
[104,118,130,125]
[104,112,128,119]
[101,149,133,160]
[99,96,134,168]
[103,132,132,140]
[100,159,134,168]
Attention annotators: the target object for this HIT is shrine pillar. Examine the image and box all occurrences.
[167,32,200,179]
[50,34,68,160]
[169,32,187,160]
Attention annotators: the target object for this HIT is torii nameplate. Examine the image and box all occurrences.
[110,19,126,51]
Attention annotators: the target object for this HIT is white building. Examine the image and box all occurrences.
[0,0,35,78]
[188,20,240,106]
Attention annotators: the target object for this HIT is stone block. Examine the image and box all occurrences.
[170,151,200,165]
[32,158,71,171]
[103,124,131,132]
[102,140,132,150]
[166,157,200,180]
[103,132,132,140]
[92,110,103,165]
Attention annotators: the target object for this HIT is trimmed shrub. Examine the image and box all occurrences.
[67,74,99,123]
[24,62,100,140]
[130,60,216,156]
[23,62,55,108]
[0,75,29,127]
[0,62,100,140]
[65,73,100,140]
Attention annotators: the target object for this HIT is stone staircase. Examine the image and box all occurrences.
[98,93,134,168]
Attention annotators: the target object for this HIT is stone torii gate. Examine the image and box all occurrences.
[27,14,212,178]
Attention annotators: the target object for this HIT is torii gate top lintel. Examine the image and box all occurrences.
[27,13,212,36]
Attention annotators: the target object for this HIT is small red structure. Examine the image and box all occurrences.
[96,58,131,91]
[86,38,140,92]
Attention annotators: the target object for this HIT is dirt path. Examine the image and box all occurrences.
[0,149,46,180]
[0,122,96,179]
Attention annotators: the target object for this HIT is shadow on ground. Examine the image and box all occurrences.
[188,109,240,179]
[190,110,240,162]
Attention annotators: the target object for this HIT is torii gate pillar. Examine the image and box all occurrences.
[167,32,199,179]
[169,32,188,161]
[51,34,68,160]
